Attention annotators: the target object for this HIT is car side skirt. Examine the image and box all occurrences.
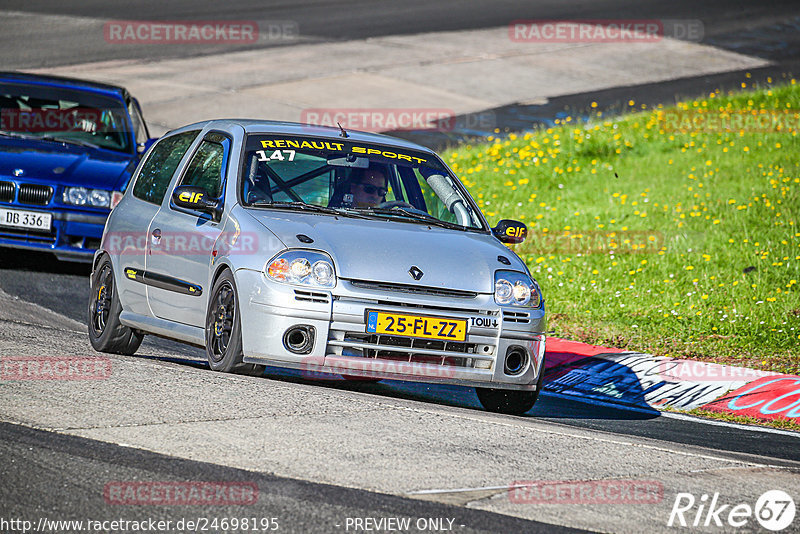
[119,310,205,346]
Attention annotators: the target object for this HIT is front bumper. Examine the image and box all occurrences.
[0,207,107,261]
[236,268,546,390]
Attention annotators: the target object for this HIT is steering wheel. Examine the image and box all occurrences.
[377,200,431,218]
[377,200,415,210]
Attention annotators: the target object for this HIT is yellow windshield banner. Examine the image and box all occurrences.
[259,138,428,165]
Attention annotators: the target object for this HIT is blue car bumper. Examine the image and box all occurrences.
[0,208,108,261]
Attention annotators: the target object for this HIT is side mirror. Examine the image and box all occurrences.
[493,219,527,244]
[172,185,219,215]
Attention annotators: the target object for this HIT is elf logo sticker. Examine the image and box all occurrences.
[494,219,527,244]
[178,191,204,204]
[505,225,526,238]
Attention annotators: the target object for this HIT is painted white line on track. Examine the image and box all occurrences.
[408,485,509,495]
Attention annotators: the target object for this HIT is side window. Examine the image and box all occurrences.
[178,135,228,198]
[132,130,199,205]
[127,100,149,146]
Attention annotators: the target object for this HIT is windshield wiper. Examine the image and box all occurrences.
[249,201,371,219]
[39,135,100,149]
[359,207,466,230]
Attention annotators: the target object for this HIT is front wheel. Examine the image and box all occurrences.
[205,270,265,376]
[88,255,143,355]
[477,353,546,415]
[476,388,539,415]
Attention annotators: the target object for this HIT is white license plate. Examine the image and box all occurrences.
[0,208,52,231]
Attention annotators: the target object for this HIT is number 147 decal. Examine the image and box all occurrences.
[256,149,295,162]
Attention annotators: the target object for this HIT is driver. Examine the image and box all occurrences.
[329,165,388,208]
[350,167,388,207]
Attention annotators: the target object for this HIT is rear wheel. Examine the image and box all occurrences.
[88,256,143,355]
[205,270,265,376]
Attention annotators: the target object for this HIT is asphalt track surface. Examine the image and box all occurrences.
[2,1,800,532]
[1,423,584,534]
[1,251,798,466]
[3,0,800,68]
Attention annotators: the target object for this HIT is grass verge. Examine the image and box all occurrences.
[445,77,800,375]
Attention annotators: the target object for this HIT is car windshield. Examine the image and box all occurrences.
[240,134,486,230]
[0,82,133,153]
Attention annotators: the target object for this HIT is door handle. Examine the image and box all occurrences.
[151,228,162,246]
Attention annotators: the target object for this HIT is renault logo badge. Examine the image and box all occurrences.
[408,266,423,280]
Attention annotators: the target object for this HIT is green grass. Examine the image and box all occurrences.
[445,77,800,375]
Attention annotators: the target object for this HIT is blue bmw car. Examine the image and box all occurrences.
[0,72,155,261]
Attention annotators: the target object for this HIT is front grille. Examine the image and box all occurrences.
[0,228,56,244]
[503,310,530,323]
[0,181,14,202]
[18,184,53,206]
[294,289,330,304]
[348,279,478,299]
[327,330,493,369]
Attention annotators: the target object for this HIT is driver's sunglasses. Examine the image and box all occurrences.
[357,183,388,196]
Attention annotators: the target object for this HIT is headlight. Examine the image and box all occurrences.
[265,250,336,289]
[63,187,111,207]
[494,270,542,308]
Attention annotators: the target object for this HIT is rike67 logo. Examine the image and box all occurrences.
[668,490,796,531]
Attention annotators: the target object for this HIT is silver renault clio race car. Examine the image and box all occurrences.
[88,120,546,414]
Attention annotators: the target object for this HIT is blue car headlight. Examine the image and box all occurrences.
[494,270,542,308]
[265,250,336,289]
[63,187,111,208]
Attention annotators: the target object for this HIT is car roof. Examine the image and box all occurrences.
[170,119,437,154]
[0,71,129,101]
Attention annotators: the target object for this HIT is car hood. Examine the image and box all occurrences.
[0,138,135,190]
[245,210,526,293]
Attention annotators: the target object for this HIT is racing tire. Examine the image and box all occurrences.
[205,269,265,376]
[476,388,539,416]
[476,356,546,415]
[88,256,143,355]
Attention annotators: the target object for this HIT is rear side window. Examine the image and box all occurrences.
[132,130,199,205]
